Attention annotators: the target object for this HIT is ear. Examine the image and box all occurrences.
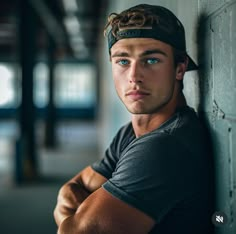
[175,57,189,81]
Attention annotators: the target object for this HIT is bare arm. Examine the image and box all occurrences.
[54,166,107,226]
[57,187,155,234]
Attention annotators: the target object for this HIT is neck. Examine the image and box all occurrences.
[132,92,186,137]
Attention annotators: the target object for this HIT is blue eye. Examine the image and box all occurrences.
[118,59,129,65]
[146,58,159,64]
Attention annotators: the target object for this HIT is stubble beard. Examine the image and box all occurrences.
[123,94,173,115]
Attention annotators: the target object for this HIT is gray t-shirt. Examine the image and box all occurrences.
[92,106,213,234]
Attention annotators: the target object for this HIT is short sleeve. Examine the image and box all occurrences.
[91,123,135,179]
[102,133,201,223]
[91,146,118,179]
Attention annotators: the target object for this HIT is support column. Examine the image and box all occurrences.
[15,0,37,183]
[44,37,56,148]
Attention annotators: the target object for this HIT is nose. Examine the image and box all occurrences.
[128,62,143,83]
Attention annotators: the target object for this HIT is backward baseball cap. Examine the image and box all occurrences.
[106,4,198,71]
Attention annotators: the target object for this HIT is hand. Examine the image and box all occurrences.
[54,182,90,226]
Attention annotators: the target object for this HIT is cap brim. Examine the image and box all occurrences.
[187,55,198,71]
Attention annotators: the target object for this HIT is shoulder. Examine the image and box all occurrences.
[110,122,135,153]
[115,122,134,140]
[158,106,203,134]
[115,131,188,182]
[155,106,209,155]
[121,131,188,171]
[116,113,208,180]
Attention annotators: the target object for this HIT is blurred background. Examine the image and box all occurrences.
[0,0,235,233]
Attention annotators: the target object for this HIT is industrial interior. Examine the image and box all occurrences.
[0,0,236,234]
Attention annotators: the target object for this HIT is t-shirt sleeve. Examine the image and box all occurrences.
[91,123,134,179]
[101,133,198,223]
[91,145,118,179]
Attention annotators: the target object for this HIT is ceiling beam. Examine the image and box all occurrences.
[28,0,66,45]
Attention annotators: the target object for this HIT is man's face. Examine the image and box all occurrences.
[110,38,185,115]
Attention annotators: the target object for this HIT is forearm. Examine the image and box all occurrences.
[57,204,102,234]
[57,188,107,234]
[54,181,90,226]
[57,215,94,234]
[57,201,100,234]
[57,215,79,234]
[54,167,108,228]
[57,187,154,234]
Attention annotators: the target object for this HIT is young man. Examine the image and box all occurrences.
[54,4,213,234]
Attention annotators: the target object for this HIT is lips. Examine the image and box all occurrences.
[126,90,150,100]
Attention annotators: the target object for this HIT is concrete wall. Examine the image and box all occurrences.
[98,1,236,233]
[197,1,236,233]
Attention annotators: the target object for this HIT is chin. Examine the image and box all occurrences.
[126,104,169,115]
[127,108,151,115]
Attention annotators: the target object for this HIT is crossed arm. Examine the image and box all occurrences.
[54,166,155,233]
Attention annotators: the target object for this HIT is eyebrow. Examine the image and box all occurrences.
[111,49,168,58]
[142,49,168,57]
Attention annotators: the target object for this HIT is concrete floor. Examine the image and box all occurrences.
[0,120,100,234]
